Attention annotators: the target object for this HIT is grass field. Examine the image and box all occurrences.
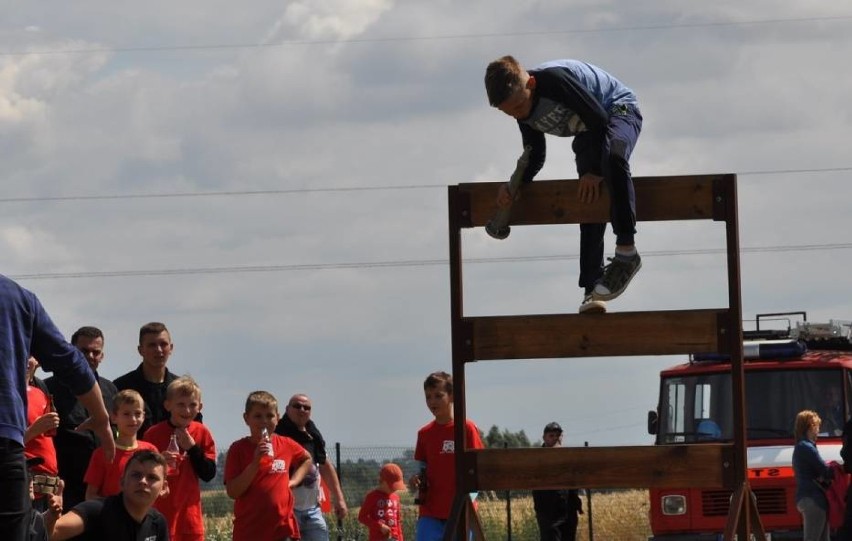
[202,489,653,541]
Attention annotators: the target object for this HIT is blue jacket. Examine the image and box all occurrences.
[0,275,96,445]
[793,438,831,509]
[518,59,638,180]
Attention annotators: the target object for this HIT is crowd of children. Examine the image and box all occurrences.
[24,319,478,541]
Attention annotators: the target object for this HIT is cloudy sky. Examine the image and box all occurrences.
[3,1,851,452]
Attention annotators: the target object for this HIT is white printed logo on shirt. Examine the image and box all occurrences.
[441,439,455,454]
[271,459,287,473]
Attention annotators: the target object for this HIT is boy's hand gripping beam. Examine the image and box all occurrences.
[485,145,532,240]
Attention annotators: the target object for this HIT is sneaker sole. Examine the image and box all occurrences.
[579,300,607,314]
[593,259,642,301]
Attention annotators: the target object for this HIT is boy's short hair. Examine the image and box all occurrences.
[423,371,453,395]
[167,375,201,401]
[245,390,278,414]
[113,389,144,414]
[139,321,169,344]
[124,449,167,478]
[71,326,103,346]
[485,55,527,107]
[794,409,820,440]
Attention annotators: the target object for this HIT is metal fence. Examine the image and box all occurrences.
[201,445,602,541]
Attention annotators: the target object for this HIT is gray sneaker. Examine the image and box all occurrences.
[593,253,642,301]
[579,293,606,314]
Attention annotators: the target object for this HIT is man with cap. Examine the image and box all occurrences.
[532,422,583,541]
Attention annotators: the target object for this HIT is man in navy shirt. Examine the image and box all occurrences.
[0,275,114,541]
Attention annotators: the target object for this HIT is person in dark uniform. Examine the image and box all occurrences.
[113,322,201,438]
[46,326,118,511]
[48,449,169,541]
[532,422,583,541]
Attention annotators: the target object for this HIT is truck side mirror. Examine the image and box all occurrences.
[648,410,658,435]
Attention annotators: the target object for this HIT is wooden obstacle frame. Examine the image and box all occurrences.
[444,174,764,540]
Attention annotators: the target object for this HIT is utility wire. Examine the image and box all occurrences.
[3,14,852,57]
[10,242,852,281]
[1,167,849,204]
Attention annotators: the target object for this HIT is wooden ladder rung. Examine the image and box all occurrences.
[458,308,732,361]
[455,174,733,227]
[459,445,736,491]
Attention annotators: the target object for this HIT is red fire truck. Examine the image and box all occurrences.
[647,312,852,540]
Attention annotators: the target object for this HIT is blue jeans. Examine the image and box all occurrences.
[416,516,476,541]
[0,438,29,541]
[416,516,446,541]
[294,506,329,541]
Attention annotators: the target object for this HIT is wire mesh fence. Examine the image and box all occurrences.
[200,445,647,541]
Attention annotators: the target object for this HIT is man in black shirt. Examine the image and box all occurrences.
[46,326,118,510]
[532,422,583,541]
[113,322,200,437]
[49,449,169,541]
[274,393,348,541]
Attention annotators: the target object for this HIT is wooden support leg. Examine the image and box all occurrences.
[721,482,766,540]
[441,494,487,541]
[442,494,468,541]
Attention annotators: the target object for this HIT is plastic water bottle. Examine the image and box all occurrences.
[260,427,274,467]
[166,433,180,476]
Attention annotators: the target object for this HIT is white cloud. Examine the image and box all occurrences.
[280,0,394,41]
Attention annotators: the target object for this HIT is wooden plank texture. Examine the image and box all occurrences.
[466,309,728,360]
[461,445,736,491]
[457,174,730,228]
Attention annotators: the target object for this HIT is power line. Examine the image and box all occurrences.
[3,14,852,57]
[2,167,849,204]
[10,242,852,281]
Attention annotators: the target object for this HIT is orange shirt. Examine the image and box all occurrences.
[225,434,310,541]
[144,420,216,538]
[84,441,158,497]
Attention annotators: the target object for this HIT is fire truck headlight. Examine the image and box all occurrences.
[661,495,687,515]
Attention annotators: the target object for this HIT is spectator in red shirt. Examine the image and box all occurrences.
[84,390,157,500]
[144,375,216,541]
[359,463,407,541]
[409,371,484,541]
[225,391,312,541]
[24,358,60,513]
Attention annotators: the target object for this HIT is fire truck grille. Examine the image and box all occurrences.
[701,488,787,516]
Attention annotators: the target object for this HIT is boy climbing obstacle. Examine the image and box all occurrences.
[484,56,643,314]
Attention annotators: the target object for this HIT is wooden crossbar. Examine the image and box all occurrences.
[458,308,732,361]
[458,445,736,491]
[455,174,733,228]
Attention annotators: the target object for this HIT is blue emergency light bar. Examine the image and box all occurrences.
[692,339,807,362]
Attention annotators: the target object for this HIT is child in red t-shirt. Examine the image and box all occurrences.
[225,390,312,541]
[24,357,61,511]
[143,375,216,541]
[409,371,484,541]
[84,389,158,500]
[359,463,407,541]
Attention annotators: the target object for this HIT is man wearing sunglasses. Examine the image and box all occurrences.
[274,394,348,541]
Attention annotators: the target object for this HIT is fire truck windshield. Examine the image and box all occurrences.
[656,368,846,444]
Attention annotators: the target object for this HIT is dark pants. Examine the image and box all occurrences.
[838,483,852,540]
[0,437,30,541]
[576,103,642,291]
[536,512,579,541]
